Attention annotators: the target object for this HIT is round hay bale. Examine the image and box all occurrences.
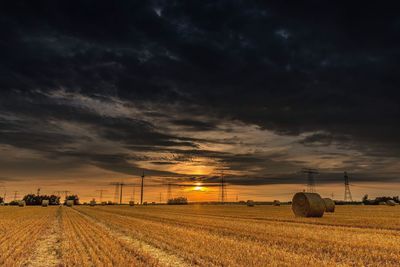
[292,192,325,217]
[386,200,396,206]
[246,200,255,207]
[66,200,74,207]
[18,200,26,207]
[322,198,335,212]
[42,200,49,207]
[273,200,281,206]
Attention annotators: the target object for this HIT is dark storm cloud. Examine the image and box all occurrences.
[169,119,217,131]
[0,1,399,184]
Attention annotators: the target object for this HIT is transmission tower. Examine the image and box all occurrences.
[140,171,145,205]
[167,182,172,200]
[54,190,70,201]
[219,173,227,203]
[302,168,318,193]
[110,182,133,204]
[344,172,353,202]
[130,185,135,202]
[0,183,6,202]
[96,189,107,203]
[112,183,120,203]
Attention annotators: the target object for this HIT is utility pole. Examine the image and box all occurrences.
[140,171,145,205]
[110,182,134,205]
[113,184,120,204]
[119,183,123,204]
[54,190,70,201]
[63,191,70,201]
[130,185,135,203]
[167,182,172,200]
[159,192,162,203]
[0,183,6,202]
[302,168,318,193]
[13,191,18,201]
[344,172,353,202]
[96,189,107,203]
[219,172,227,204]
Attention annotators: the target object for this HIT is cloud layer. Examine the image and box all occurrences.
[0,1,399,191]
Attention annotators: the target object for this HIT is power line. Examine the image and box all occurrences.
[351,184,400,191]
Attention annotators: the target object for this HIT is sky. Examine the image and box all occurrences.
[1,1,400,202]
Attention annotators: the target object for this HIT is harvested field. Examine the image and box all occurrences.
[1,205,400,266]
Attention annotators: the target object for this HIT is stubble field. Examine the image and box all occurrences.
[0,205,399,266]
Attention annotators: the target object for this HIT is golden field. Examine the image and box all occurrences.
[0,205,399,266]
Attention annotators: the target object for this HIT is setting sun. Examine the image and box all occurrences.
[192,183,206,192]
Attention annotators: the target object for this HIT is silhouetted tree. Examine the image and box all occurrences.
[362,194,368,203]
[23,194,60,205]
[9,200,19,206]
[0,196,3,204]
[65,195,80,205]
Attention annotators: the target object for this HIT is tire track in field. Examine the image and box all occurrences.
[71,207,189,267]
[24,207,62,267]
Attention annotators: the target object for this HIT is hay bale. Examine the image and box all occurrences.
[246,200,255,207]
[386,200,396,206]
[292,192,325,217]
[273,200,281,206]
[42,200,49,207]
[18,200,26,207]
[322,198,335,212]
[129,201,135,206]
[66,200,74,207]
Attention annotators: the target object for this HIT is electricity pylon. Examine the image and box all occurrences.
[344,172,353,202]
[302,168,318,193]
